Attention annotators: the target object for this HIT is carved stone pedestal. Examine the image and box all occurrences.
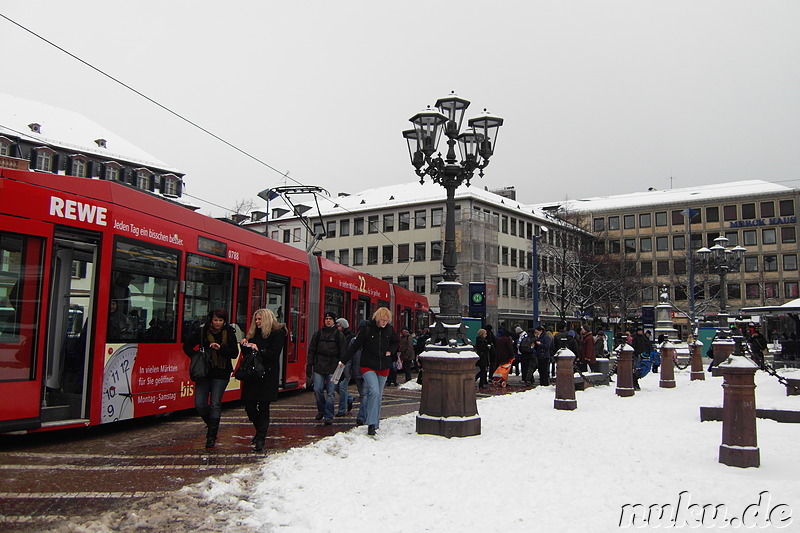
[718,356,760,468]
[416,349,480,438]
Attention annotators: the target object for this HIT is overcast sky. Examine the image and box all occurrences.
[2,1,799,217]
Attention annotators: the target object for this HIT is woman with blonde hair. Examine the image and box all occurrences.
[240,308,286,452]
[343,307,399,435]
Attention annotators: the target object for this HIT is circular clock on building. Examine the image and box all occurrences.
[101,344,137,423]
[516,271,531,287]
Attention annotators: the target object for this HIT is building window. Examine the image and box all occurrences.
[399,212,410,230]
[313,222,324,237]
[339,249,349,266]
[511,280,517,297]
[430,275,443,293]
[762,228,777,245]
[742,230,757,246]
[0,138,9,156]
[723,205,737,221]
[706,206,719,223]
[642,286,654,301]
[746,283,760,299]
[671,210,684,225]
[367,247,378,264]
[353,248,363,266]
[383,214,394,232]
[293,228,301,242]
[501,278,509,296]
[784,254,798,271]
[765,283,778,299]
[657,260,670,275]
[431,208,443,227]
[398,244,409,263]
[728,283,741,301]
[760,201,775,218]
[510,248,517,266]
[656,236,668,251]
[282,230,291,243]
[593,217,605,232]
[414,276,426,294]
[162,174,180,196]
[340,219,350,236]
[780,200,795,216]
[354,217,364,235]
[623,214,635,229]
[35,148,54,171]
[624,239,636,254]
[382,245,393,264]
[105,162,122,181]
[368,215,379,234]
[782,226,796,243]
[325,250,335,261]
[744,256,759,272]
[397,276,409,289]
[741,203,756,219]
[674,259,686,275]
[501,246,509,265]
[414,210,426,229]
[136,169,151,190]
[71,157,87,178]
[786,282,799,299]
[414,243,426,262]
[640,261,653,276]
[326,221,336,238]
[639,213,651,228]
[431,241,442,261]
[655,212,667,226]
[764,255,778,272]
[270,230,278,240]
[594,240,605,254]
[724,231,739,246]
[672,235,685,251]
[382,276,393,283]
[608,240,621,253]
[608,216,620,231]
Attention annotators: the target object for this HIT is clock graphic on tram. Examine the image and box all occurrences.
[516,271,531,287]
[101,344,137,423]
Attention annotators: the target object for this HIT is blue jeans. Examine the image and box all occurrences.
[336,377,351,415]
[313,372,336,420]
[361,370,387,428]
[194,378,228,420]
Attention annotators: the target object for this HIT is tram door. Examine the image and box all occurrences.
[353,296,370,328]
[44,237,97,421]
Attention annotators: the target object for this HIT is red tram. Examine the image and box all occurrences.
[0,167,428,434]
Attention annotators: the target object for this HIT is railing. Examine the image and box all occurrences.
[0,155,30,170]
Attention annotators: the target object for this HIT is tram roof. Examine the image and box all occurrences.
[741,298,800,315]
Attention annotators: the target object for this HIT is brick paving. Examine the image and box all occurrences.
[0,377,531,532]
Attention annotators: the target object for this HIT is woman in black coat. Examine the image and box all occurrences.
[240,308,286,452]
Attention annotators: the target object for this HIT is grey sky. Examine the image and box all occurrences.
[2,1,798,217]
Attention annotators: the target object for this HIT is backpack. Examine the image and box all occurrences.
[519,334,534,355]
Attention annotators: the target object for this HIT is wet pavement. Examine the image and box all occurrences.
[0,377,532,532]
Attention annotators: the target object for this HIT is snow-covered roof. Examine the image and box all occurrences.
[550,180,794,213]
[270,180,554,223]
[0,92,180,173]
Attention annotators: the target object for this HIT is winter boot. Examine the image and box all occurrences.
[205,417,220,449]
[253,423,268,452]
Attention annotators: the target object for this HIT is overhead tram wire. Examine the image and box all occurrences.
[0,13,413,262]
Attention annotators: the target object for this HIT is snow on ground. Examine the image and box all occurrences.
[67,367,800,532]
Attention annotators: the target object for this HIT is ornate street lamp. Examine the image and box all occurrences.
[697,234,746,329]
[403,92,503,438]
[404,92,503,345]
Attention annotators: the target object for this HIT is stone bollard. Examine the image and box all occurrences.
[554,348,577,410]
[711,337,735,377]
[718,351,760,468]
[416,349,481,438]
[690,340,706,381]
[615,343,635,397]
[659,340,676,388]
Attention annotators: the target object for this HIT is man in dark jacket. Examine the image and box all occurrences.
[532,326,552,386]
[631,326,650,391]
[307,312,347,424]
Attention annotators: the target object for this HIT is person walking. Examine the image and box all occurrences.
[532,326,552,386]
[631,326,649,391]
[578,325,596,373]
[342,307,399,436]
[397,328,415,383]
[475,328,490,388]
[240,308,286,452]
[494,329,516,368]
[307,312,347,425]
[334,318,355,417]
[182,308,240,448]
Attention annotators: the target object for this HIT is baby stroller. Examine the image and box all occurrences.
[492,360,513,387]
[636,351,652,379]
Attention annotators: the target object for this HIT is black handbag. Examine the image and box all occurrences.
[235,347,266,381]
[189,348,210,381]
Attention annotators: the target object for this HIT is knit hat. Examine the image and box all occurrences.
[515,326,523,334]
[335,317,349,329]
[324,312,337,321]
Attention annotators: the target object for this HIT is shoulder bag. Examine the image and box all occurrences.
[189,347,210,381]
[235,346,266,381]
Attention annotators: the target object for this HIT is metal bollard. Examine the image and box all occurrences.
[690,339,705,381]
[659,340,676,388]
[615,343,635,397]
[718,340,760,468]
[553,348,577,410]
